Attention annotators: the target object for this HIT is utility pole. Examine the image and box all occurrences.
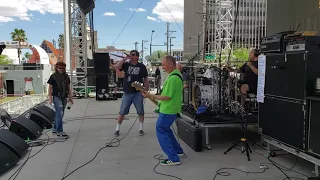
[166,22,176,55]
[134,42,139,51]
[169,37,176,55]
[141,40,148,61]
[166,22,169,54]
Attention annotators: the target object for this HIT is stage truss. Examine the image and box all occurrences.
[67,0,89,97]
[204,0,234,62]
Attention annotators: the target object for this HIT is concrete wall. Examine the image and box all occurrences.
[183,0,204,57]
[4,70,45,95]
[267,0,319,35]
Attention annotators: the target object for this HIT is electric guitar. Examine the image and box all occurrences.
[131,81,159,106]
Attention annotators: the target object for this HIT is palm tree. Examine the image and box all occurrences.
[58,33,64,49]
[10,28,27,64]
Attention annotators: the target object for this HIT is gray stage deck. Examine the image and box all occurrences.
[0,98,315,180]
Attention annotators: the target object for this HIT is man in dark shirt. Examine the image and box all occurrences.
[114,50,149,137]
[155,66,161,94]
[47,62,73,138]
[228,49,259,96]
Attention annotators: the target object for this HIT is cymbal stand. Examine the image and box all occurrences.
[224,95,252,161]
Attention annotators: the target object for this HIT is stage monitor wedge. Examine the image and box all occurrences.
[0,129,29,158]
[29,110,53,129]
[9,116,43,140]
[0,143,19,175]
[76,0,95,15]
[33,103,55,123]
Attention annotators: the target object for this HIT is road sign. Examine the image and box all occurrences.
[205,55,215,60]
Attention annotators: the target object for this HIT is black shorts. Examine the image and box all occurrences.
[117,78,124,88]
[238,80,257,94]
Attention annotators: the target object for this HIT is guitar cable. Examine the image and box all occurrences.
[61,93,147,179]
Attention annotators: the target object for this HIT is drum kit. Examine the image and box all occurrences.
[183,65,244,116]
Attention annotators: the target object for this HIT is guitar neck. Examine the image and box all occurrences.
[149,98,158,106]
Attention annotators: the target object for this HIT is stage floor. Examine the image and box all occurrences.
[0,98,315,180]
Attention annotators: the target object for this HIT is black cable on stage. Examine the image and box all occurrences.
[111,0,145,46]
[8,130,52,180]
[61,99,147,179]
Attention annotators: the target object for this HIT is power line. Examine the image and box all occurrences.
[162,1,183,33]
[111,0,145,46]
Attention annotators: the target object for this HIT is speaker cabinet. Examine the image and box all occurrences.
[0,129,29,158]
[176,118,203,152]
[0,143,19,175]
[307,98,320,157]
[259,96,306,150]
[33,103,55,122]
[9,116,42,140]
[96,75,109,101]
[93,52,110,75]
[29,110,53,129]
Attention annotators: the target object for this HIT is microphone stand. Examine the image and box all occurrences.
[218,30,225,114]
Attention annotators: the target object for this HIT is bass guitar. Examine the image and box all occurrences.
[131,81,159,106]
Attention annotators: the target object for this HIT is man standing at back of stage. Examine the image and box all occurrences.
[155,66,161,94]
[142,56,184,166]
[114,50,149,137]
[48,62,73,138]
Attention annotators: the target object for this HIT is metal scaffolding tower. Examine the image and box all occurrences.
[64,0,89,97]
[214,0,233,61]
[203,0,234,62]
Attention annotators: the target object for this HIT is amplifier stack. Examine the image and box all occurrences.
[259,32,320,157]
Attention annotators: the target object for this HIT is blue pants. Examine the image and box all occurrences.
[119,92,144,115]
[53,96,67,133]
[156,113,184,162]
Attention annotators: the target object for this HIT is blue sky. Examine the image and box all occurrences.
[0,0,184,56]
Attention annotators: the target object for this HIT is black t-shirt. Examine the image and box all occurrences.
[47,74,70,98]
[239,61,258,88]
[121,62,148,93]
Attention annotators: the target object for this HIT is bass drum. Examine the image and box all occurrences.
[192,84,215,110]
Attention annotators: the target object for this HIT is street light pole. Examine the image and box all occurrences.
[150,30,155,56]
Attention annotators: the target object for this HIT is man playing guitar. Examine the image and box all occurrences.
[141,56,184,166]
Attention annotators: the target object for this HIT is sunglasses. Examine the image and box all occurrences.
[57,67,66,70]
[130,54,137,56]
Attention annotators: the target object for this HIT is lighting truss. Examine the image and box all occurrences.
[69,0,88,97]
[214,0,234,62]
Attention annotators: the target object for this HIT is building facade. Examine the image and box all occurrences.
[184,0,267,62]
[171,49,184,61]
[267,0,319,36]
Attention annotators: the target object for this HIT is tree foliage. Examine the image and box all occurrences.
[146,50,167,62]
[58,33,64,49]
[0,55,13,65]
[10,28,27,64]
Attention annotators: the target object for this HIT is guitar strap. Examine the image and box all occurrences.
[169,73,183,83]
[159,73,183,94]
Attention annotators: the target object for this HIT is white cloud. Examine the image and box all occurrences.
[129,8,146,12]
[0,16,15,23]
[52,20,56,23]
[103,12,116,16]
[0,0,63,23]
[152,0,183,23]
[147,16,158,22]
[110,0,124,2]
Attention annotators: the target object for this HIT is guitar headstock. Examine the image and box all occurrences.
[131,81,145,92]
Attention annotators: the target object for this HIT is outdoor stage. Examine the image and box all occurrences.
[0,99,315,180]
